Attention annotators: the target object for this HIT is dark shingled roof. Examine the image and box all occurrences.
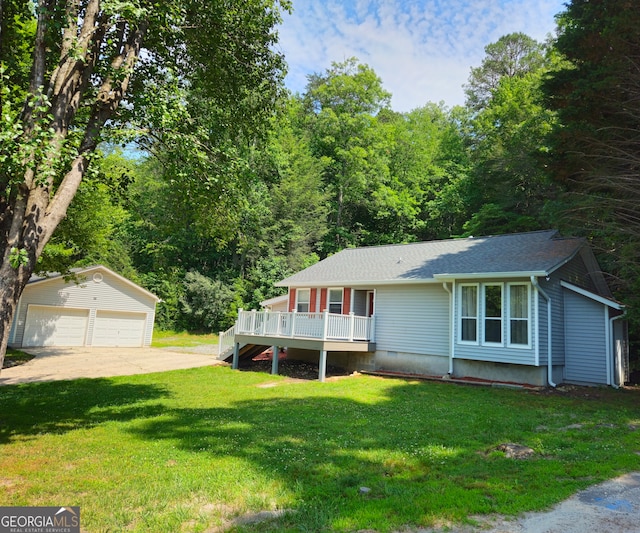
[277,230,585,287]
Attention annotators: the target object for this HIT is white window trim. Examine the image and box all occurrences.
[507,282,531,349]
[327,287,343,314]
[482,283,504,347]
[458,283,479,345]
[296,288,310,313]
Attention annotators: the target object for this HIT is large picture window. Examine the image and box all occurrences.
[296,289,310,313]
[483,284,503,344]
[458,282,531,348]
[508,284,530,346]
[460,284,478,342]
[328,288,343,314]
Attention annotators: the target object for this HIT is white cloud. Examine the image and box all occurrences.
[277,0,566,111]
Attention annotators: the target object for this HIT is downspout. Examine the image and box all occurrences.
[531,276,556,388]
[605,307,612,387]
[609,312,626,389]
[443,282,454,375]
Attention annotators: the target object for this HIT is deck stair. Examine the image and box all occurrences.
[218,324,271,363]
[221,343,270,364]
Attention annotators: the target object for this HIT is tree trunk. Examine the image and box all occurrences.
[0,261,33,371]
[0,5,148,373]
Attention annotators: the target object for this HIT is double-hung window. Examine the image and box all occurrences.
[296,289,310,313]
[460,284,478,343]
[508,283,530,346]
[328,288,343,314]
[483,284,503,344]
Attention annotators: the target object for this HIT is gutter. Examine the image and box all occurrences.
[530,276,556,388]
[442,282,454,375]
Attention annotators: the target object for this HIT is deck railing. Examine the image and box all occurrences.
[218,324,236,357]
[235,309,375,343]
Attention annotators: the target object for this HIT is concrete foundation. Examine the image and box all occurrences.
[452,358,548,387]
[375,350,450,376]
[285,347,560,387]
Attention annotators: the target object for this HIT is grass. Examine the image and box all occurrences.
[151,329,219,348]
[3,348,35,368]
[0,366,639,532]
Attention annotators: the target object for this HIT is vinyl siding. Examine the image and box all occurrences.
[540,253,607,367]
[563,289,608,384]
[538,275,566,366]
[374,284,449,356]
[12,268,156,347]
[537,289,548,365]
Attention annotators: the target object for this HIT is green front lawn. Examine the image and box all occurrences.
[0,367,638,532]
[151,329,219,348]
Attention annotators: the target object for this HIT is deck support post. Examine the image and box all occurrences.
[271,345,279,375]
[319,350,328,382]
[232,342,240,370]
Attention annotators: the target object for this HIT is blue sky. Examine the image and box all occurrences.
[277,0,567,111]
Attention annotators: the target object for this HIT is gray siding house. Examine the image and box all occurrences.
[221,230,627,387]
[9,265,159,348]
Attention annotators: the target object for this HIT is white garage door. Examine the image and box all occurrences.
[23,305,89,347]
[93,311,146,347]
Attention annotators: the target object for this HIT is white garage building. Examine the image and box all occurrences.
[9,265,159,348]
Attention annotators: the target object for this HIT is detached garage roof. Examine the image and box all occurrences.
[28,265,160,302]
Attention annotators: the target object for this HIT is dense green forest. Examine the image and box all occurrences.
[2,1,640,361]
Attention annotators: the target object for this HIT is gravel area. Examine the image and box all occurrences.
[161,344,220,355]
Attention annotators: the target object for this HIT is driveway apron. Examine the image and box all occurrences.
[0,346,222,385]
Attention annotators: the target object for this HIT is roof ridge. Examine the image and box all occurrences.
[336,229,561,253]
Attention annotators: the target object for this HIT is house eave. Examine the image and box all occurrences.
[276,271,550,288]
[434,271,548,281]
[275,278,442,288]
[560,280,624,310]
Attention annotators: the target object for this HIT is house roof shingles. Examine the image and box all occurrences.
[276,230,585,287]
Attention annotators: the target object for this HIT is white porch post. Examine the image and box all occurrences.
[319,350,327,382]
[271,344,279,375]
[261,310,267,335]
[290,310,297,338]
[322,310,330,340]
[232,342,240,370]
[348,312,355,341]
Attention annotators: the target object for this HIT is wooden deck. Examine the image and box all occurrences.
[220,310,376,381]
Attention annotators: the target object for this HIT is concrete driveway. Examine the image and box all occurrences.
[0,346,224,385]
[450,472,640,533]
